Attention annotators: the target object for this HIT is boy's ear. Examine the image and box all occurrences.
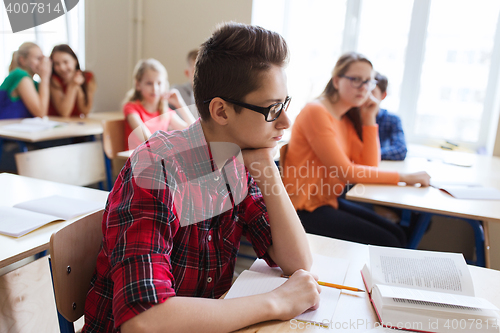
[381,91,387,101]
[208,97,229,126]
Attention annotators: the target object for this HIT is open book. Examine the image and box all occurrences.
[1,117,66,132]
[361,246,500,333]
[225,254,349,326]
[0,195,104,237]
[430,180,500,200]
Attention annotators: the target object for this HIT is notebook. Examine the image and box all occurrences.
[361,245,500,333]
[225,254,350,326]
[0,195,104,237]
[1,117,66,132]
[430,180,500,200]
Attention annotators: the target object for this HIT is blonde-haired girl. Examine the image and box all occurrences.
[0,42,52,119]
[123,58,195,149]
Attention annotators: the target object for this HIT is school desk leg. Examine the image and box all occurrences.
[407,213,432,249]
[483,220,491,268]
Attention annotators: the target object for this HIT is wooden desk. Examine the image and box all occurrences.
[346,145,500,268]
[0,117,104,143]
[235,234,500,332]
[0,173,109,269]
[87,110,124,121]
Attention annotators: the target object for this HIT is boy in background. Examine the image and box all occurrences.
[172,49,199,118]
[373,72,408,160]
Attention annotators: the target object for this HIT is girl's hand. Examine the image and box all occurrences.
[269,269,321,321]
[72,70,85,86]
[359,92,380,126]
[399,171,431,187]
[37,57,52,81]
[163,89,186,109]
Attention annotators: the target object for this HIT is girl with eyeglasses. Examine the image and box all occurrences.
[282,52,430,248]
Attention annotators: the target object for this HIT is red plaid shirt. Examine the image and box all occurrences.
[83,120,276,332]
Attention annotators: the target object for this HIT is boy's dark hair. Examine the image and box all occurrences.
[375,72,388,94]
[194,22,289,121]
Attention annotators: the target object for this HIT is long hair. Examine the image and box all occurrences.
[322,52,373,141]
[123,59,169,112]
[50,44,88,104]
[9,42,39,72]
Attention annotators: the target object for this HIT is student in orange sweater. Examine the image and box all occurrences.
[282,52,430,247]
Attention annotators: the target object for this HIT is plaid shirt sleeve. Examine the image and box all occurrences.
[105,151,179,328]
[239,173,277,267]
[379,113,408,161]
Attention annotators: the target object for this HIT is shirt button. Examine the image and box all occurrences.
[214,176,220,181]
[207,277,212,283]
[208,235,212,241]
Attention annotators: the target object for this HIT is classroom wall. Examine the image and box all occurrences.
[86,0,252,112]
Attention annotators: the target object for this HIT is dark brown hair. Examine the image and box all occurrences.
[375,72,388,94]
[322,52,373,141]
[194,22,289,121]
[50,44,88,104]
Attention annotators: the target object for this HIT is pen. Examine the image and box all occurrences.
[281,275,365,292]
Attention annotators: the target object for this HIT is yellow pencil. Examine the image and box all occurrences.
[317,281,365,292]
[281,275,365,292]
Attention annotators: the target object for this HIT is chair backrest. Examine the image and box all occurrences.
[15,141,106,186]
[102,119,125,159]
[49,209,104,323]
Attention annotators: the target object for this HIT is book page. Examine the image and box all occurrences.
[0,207,63,237]
[375,284,498,311]
[14,195,105,220]
[369,245,474,296]
[225,270,341,325]
[249,254,350,285]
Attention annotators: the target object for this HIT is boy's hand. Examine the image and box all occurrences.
[270,269,321,320]
[359,92,380,126]
[241,147,278,180]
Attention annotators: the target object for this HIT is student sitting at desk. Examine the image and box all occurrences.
[171,48,199,118]
[0,42,51,119]
[123,58,196,150]
[48,44,96,118]
[373,72,407,161]
[83,23,320,333]
[282,52,430,248]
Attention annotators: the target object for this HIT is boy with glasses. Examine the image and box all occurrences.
[83,22,320,333]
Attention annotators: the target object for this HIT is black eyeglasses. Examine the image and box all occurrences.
[203,96,291,122]
[340,75,377,91]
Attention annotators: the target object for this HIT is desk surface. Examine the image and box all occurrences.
[87,110,124,121]
[346,145,500,222]
[0,173,109,269]
[235,234,500,332]
[0,117,104,142]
